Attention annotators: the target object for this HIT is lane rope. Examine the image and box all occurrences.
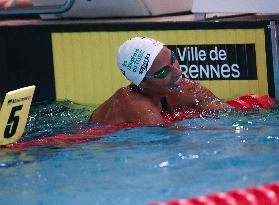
[149,182,279,205]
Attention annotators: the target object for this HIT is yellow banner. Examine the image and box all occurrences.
[51,29,268,104]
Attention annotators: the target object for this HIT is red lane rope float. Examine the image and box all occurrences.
[1,108,206,149]
[149,182,279,205]
[1,122,141,149]
[0,109,202,149]
[1,94,276,149]
[227,94,277,109]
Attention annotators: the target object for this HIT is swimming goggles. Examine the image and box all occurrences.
[145,51,177,79]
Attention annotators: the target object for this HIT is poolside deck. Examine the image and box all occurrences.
[0,13,279,27]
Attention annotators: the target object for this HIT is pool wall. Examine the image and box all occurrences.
[0,20,278,104]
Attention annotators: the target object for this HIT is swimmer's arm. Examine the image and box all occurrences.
[195,98,228,110]
[182,80,228,110]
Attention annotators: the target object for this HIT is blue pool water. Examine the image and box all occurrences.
[0,101,279,205]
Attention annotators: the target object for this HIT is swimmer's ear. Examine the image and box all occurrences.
[0,86,35,145]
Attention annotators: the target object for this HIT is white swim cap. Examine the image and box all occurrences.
[117,37,164,85]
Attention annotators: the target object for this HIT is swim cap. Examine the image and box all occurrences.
[117,37,164,85]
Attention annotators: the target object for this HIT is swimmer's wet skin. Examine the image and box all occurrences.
[90,37,227,126]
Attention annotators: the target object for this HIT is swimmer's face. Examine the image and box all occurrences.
[141,47,182,93]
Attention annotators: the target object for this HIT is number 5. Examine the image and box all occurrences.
[4,105,23,138]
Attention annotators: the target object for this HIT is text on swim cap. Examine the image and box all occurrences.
[123,49,145,73]
[139,54,151,75]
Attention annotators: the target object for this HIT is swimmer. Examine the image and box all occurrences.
[90,37,228,125]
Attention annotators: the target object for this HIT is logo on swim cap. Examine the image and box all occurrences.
[117,37,163,85]
[139,53,150,75]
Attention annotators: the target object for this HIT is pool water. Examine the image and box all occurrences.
[0,101,278,205]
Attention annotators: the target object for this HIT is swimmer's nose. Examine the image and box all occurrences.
[171,63,182,77]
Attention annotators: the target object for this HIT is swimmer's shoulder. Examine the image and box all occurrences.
[114,86,154,104]
[96,86,152,109]
[91,86,164,125]
[117,88,159,114]
[120,88,166,125]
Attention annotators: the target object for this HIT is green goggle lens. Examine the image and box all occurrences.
[153,66,171,78]
[144,51,176,79]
